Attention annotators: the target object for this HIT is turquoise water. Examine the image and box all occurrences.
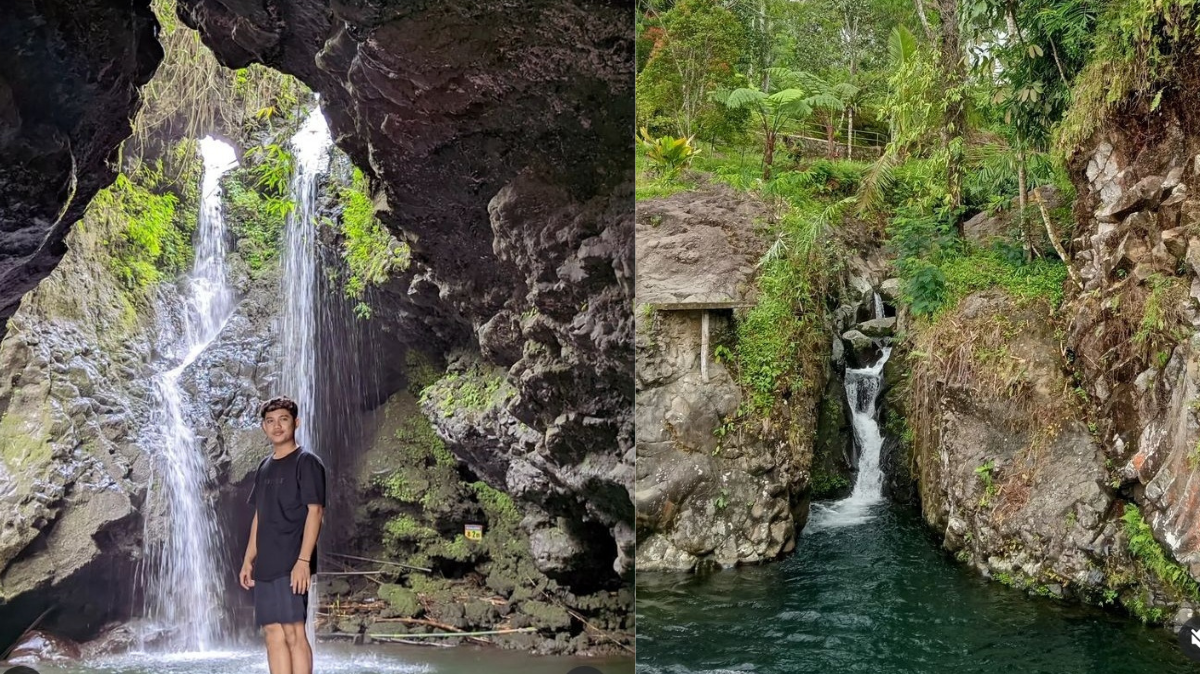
[24,642,632,674]
[636,502,1200,674]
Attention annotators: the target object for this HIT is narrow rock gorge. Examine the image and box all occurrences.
[635,6,1200,666]
[0,0,632,662]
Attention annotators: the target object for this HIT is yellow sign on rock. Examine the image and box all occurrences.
[465,524,483,541]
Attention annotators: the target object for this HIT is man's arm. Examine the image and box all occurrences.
[239,513,258,589]
[291,504,323,594]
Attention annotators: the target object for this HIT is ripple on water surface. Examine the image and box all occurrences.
[636,504,1200,674]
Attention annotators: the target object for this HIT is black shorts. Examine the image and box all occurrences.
[253,574,308,626]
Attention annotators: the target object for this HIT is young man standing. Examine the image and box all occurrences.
[239,396,326,674]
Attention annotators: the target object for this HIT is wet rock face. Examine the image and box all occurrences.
[0,222,157,649]
[176,0,635,578]
[635,309,801,571]
[635,187,807,571]
[1067,118,1200,594]
[0,0,162,331]
[909,292,1121,603]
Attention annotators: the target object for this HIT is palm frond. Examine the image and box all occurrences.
[888,25,918,67]
[726,88,767,109]
[857,149,902,215]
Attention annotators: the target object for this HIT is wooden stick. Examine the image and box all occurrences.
[369,636,454,648]
[369,617,462,632]
[325,552,431,573]
[0,606,55,660]
[1034,190,1083,290]
[368,627,536,639]
[318,571,382,576]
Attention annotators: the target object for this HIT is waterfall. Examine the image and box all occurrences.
[279,105,334,649]
[280,106,332,451]
[806,345,892,532]
[844,346,891,502]
[141,137,239,651]
[873,292,884,320]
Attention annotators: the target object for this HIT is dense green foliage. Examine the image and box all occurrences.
[89,165,196,291]
[338,169,412,318]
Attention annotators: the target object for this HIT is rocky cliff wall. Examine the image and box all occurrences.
[0,0,162,331]
[176,0,636,579]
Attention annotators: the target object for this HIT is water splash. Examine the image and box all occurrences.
[141,136,239,651]
[279,106,334,650]
[807,346,892,532]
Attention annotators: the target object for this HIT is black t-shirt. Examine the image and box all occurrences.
[247,447,327,581]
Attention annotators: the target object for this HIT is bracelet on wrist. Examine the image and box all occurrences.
[298,557,309,563]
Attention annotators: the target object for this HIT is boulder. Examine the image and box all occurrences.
[879,278,903,303]
[1162,228,1188,260]
[1097,175,1168,222]
[5,630,81,663]
[857,317,896,338]
[842,329,874,353]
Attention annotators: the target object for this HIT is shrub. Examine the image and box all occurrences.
[637,127,700,178]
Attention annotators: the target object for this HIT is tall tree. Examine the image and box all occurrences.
[637,0,745,138]
[718,69,842,179]
[798,72,860,158]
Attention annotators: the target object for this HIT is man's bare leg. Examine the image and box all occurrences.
[264,624,292,674]
[283,621,312,674]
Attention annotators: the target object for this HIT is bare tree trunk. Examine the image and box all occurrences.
[1035,190,1082,290]
[764,129,776,181]
[935,0,966,233]
[914,0,936,43]
[848,106,854,160]
[1018,149,1030,261]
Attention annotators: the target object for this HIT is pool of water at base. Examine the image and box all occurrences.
[20,641,632,674]
[635,502,1200,674]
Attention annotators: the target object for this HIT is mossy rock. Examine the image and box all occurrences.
[323,577,352,597]
[463,599,499,627]
[335,616,366,634]
[378,584,421,618]
[518,600,572,630]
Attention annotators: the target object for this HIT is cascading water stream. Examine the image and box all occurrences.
[280,106,332,450]
[141,137,239,652]
[279,105,334,650]
[807,342,892,531]
[873,291,884,320]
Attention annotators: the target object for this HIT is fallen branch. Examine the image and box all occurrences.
[1034,190,1083,291]
[366,636,454,648]
[368,627,536,640]
[325,552,431,573]
[369,617,462,632]
[318,571,382,577]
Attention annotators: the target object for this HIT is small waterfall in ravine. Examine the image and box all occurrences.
[140,136,239,652]
[279,105,334,651]
[807,309,892,531]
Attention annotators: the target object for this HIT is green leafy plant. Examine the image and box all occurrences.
[975,459,998,507]
[338,168,411,314]
[715,488,730,511]
[1122,503,1200,606]
[638,127,700,178]
[90,170,189,291]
